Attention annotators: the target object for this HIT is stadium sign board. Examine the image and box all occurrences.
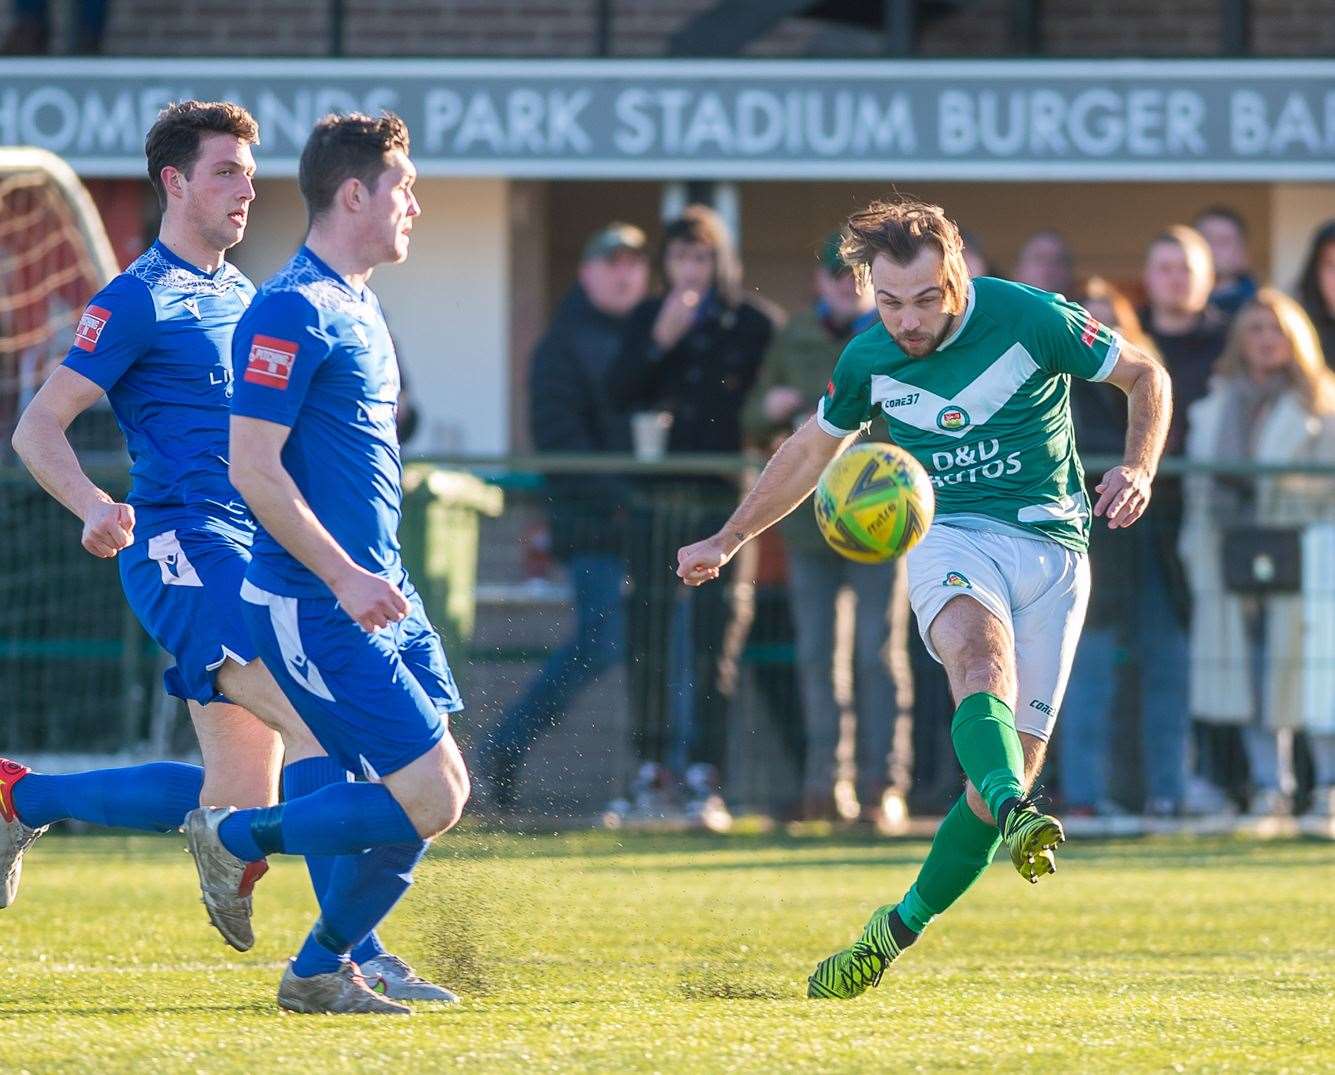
[1,58,1333,180]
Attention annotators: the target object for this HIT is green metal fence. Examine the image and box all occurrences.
[3,454,1333,815]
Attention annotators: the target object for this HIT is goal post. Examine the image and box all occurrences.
[0,147,157,758]
[0,146,118,447]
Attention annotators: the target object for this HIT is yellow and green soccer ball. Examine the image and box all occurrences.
[814,443,935,563]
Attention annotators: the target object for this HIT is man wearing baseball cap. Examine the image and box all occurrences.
[479,222,649,810]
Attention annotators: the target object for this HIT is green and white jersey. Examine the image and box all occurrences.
[816,277,1121,553]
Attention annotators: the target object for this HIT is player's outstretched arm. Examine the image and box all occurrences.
[1095,341,1172,529]
[11,367,135,558]
[676,417,854,586]
[229,415,409,631]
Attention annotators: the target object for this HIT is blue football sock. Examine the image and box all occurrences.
[290,841,427,978]
[218,780,419,860]
[351,930,388,966]
[280,758,390,966]
[281,755,350,895]
[291,932,348,978]
[11,762,203,832]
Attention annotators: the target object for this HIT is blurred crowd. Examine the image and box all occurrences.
[478,202,1335,832]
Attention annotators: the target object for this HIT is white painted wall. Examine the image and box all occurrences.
[232,177,511,455]
[1268,184,1335,296]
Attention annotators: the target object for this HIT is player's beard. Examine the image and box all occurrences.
[894,315,954,357]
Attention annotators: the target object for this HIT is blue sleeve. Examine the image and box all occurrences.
[231,291,331,428]
[61,276,156,390]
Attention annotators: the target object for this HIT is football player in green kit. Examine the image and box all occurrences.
[675,198,1171,1000]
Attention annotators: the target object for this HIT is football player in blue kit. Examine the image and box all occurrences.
[183,112,471,1015]
[4,101,454,1005]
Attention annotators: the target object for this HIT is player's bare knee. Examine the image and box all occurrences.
[410,782,465,837]
[957,651,1014,701]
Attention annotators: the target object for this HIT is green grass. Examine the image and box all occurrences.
[2,831,1332,1073]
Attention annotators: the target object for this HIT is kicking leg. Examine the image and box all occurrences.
[932,597,1064,882]
[809,599,1059,1000]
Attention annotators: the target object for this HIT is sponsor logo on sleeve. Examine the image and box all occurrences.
[1080,314,1102,348]
[243,334,298,389]
[826,379,835,399]
[943,571,972,589]
[74,304,111,351]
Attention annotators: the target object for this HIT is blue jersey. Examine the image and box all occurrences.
[230,246,404,599]
[62,241,256,536]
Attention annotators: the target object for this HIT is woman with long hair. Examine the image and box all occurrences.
[609,204,779,828]
[1180,288,1335,822]
[1294,219,1335,363]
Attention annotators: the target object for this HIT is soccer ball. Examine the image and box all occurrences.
[813,443,935,563]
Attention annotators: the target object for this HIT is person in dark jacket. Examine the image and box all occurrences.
[1295,218,1335,364]
[1060,278,1164,816]
[609,204,778,828]
[1193,206,1259,319]
[479,223,649,809]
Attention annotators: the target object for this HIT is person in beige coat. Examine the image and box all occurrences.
[1180,288,1335,820]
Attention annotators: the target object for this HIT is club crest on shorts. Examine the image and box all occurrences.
[943,571,972,588]
[936,405,970,432]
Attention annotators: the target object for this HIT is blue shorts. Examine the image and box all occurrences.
[239,578,462,779]
[119,526,258,706]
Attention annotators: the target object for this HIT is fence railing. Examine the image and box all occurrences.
[4,455,1334,816]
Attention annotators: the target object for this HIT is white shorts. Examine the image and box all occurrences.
[906,523,1090,740]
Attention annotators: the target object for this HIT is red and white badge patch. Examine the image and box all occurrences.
[243,334,298,389]
[1080,313,1102,348]
[74,304,111,351]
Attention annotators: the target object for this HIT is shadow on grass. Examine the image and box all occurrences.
[579,853,933,873]
[677,963,790,1001]
[0,1002,266,1017]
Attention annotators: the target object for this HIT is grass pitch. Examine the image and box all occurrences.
[2,830,1331,1073]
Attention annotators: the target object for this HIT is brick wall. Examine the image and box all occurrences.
[1252,0,1335,56]
[80,0,1335,58]
[1043,0,1223,57]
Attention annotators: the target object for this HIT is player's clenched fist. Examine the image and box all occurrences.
[676,534,737,587]
[81,500,135,558]
[332,566,411,632]
[1094,464,1153,529]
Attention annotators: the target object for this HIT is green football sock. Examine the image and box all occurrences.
[950,691,1025,822]
[895,794,1003,934]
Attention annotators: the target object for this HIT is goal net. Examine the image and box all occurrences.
[0,148,166,759]
[0,148,117,446]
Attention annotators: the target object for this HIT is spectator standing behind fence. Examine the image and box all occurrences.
[610,205,777,829]
[741,233,913,828]
[1295,219,1335,364]
[1194,206,1258,318]
[1141,225,1233,814]
[1060,279,1167,815]
[1179,290,1335,823]
[1011,229,1075,296]
[960,230,992,279]
[478,223,649,812]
